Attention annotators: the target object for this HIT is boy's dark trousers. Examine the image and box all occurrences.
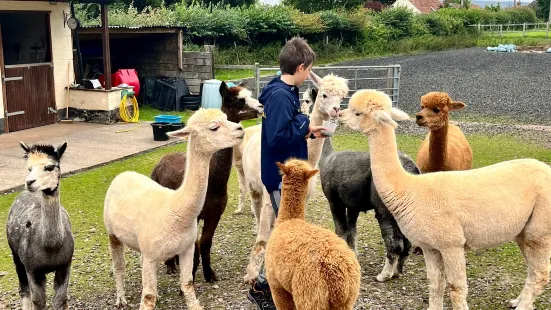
[255,186,281,290]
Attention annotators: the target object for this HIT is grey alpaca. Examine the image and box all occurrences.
[319,136,421,282]
[6,141,74,310]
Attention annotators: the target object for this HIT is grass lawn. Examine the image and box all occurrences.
[1,128,550,308]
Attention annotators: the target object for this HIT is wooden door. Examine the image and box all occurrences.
[4,64,56,132]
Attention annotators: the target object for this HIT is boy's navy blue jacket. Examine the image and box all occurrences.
[260,77,310,192]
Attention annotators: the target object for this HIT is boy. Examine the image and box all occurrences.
[247,37,326,310]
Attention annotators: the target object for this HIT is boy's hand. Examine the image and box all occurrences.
[306,125,327,139]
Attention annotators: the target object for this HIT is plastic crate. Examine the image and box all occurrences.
[154,115,182,124]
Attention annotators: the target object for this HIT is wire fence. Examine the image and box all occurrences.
[469,22,550,39]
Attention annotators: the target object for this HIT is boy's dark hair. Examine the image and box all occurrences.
[279,36,316,75]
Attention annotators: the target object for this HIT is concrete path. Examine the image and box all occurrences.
[0,122,181,194]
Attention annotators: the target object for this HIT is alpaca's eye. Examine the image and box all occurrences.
[45,165,56,171]
[433,108,440,113]
[210,126,219,131]
[355,113,361,116]
[28,167,32,172]
[322,94,327,99]
[305,100,310,104]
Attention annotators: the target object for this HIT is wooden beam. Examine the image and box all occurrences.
[178,30,183,70]
[101,3,111,90]
[77,28,180,35]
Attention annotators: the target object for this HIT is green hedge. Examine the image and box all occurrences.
[76,4,539,46]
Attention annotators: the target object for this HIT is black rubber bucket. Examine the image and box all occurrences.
[151,122,171,141]
[170,122,186,131]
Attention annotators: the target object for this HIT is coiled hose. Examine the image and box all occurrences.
[116,94,141,133]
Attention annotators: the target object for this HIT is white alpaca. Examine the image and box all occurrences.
[103,109,245,310]
[339,89,551,310]
[243,71,349,283]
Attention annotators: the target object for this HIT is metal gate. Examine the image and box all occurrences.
[256,65,401,108]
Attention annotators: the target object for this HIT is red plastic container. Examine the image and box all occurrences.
[98,69,140,97]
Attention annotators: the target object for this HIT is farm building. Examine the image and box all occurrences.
[0,0,74,134]
[391,0,443,13]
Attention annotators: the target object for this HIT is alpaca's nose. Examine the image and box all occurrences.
[333,107,340,112]
[26,180,35,187]
[416,114,423,121]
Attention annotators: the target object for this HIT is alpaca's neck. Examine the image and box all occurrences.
[172,136,213,224]
[40,188,64,249]
[368,125,412,215]
[307,108,329,168]
[427,123,449,172]
[277,181,309,222]
[318,136,334,171]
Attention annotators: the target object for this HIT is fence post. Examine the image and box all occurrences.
[500,24,503,39]
[386,68,393,100]
[254,63,260,99]
[523,23,526,37]
[393,66,401,107]
[547,22,549,39]
[204,45,216,80]
[478,23,481,32]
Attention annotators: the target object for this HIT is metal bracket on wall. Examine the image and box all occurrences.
[3,76,23,83]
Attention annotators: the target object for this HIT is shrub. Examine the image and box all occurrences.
[376,7,415,40]
[241,5,295,42]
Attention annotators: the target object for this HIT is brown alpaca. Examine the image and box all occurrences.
[150,81,263,281]
[415,92,473,173]
[266,159,361,310]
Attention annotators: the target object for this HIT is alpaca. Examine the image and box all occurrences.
[339,89,551,310]
[7,141,74,310]
[300,87,318,116]
[234,87,317,216]
[266,159,361,310]
[243,71,349,283]
[104,109,245,310]
[319,135,421,282]
[150,81,263,280]
[416,92,472,173]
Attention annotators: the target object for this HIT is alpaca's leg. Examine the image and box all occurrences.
[440,248,469,310]
[270,284,296,310]
[250,190,263,234]
[179,247,203,310]
[244,194,275,284]
[374,208,405,282]
[109,235,127,308]
[52,264,71,310]
[512,237,551,310]
[422,248,445,310]
[328,199,349,246]
[397,236,412,275]
[28,271,46,310]
[12,252,30,310]
[346,208,360,255]
[165,256,178,275]
[199,208,223,282]
[192,239,200,282]
[139,258,159,310]
[509,237,531,308]
[234,162,247,214]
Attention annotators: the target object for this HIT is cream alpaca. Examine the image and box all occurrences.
[416,92,472,173]
[266,159,361,310]
[339,89,551,310]
[103,109,244,310]
[242,71,349,283]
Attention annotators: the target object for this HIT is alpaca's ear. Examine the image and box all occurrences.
[304,169,319,180]
[219,81,230,99]
[167,127,192,140]
[390,107,411,121]
[276,162,289,176]
[311,88,318,102]
[373,110,398,129]
[309,71,322,88]
[56,142,68,160]
[450,101,466,111]
[20,141,30,153]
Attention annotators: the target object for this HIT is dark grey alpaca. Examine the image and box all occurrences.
[6,141,74,310]
[319,136,421,282]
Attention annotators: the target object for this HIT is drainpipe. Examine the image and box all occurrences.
[70,1,84,84]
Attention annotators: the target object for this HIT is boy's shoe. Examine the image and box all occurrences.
[247,283,276,310]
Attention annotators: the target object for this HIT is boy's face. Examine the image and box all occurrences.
[295,63,313,86]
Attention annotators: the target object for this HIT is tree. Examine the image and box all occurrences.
[536,0,550,21]
[283,0,365,13]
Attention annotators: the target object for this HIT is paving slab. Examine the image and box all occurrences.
[0,122,181,194]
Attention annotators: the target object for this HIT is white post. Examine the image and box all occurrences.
[500,24,503,39]
[523,23,526,38]
[478,23,481,32]
[547,22,549,39]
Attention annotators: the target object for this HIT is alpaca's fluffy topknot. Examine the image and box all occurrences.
[421,92,453,109]
[348,89,393,113]
[320,74,349,98]
[188,108,227,125]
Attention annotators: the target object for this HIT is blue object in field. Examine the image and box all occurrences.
[154,115,182,123]
[277,70,282,76]
[487,44,517,53]
[226,82,235,87]
[201,79,224,109]
[547,47,551,53]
